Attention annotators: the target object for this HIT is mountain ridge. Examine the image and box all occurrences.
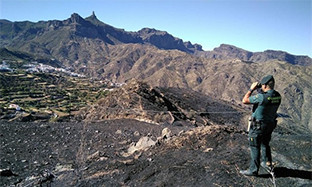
[0,12,311,66]
[196,44,311,66]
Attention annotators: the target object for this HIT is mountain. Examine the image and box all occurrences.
[0,13,200,61]
[195,44,312,66]
[0,13,311,134]
[86,47,311,134]
[1,12,311,66]
[138,28,202,53]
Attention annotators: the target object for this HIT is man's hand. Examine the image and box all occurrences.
[250,82,259,92]
[242,82,259,104]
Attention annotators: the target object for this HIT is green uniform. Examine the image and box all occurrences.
[248,89,281,173]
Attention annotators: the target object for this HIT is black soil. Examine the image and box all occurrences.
[1,119,311,187]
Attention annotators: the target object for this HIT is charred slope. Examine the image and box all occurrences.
[76,80,244,126]
[0,121,250,186]
[1,121,311,187]
[77,79,190,125]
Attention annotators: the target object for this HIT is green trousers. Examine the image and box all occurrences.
[248,128,273,173]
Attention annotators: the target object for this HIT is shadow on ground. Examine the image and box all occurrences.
[274,167,312,180]
[258,167,312,181]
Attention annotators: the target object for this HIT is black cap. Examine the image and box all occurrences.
[260,75,274,85]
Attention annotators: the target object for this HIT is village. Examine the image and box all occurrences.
[0,60,85,77]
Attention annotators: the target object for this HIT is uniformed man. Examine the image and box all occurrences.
[240,75,282,176]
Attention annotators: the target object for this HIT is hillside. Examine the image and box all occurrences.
[76,80,244,126]
[0,69,109,122]
[63,43,311,134]
[0,11,311,134]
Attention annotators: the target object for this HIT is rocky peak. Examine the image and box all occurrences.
[138,28,169,41]
[184,41,203,51]
[251,50,312,65]
[184,41,194,48]
[137,28,198,53]
[202,44,253,60]
[63,13,90,27]
[85,11,103,25]
[138,28,167,35]
[91,11,97,19]
[214,44,246,53]
[70,13,84,23]
[194,44,203,51]
[206,44,312,65]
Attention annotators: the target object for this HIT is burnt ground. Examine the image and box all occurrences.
[1,119,311,187]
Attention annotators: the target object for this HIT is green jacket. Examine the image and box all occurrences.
[249,89,281,123]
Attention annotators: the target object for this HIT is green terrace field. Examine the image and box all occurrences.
[0,70,109,121]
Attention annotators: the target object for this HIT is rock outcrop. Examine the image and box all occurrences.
[76,79,244,126]
[77,79,205,125]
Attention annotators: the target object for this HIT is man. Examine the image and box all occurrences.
[240,75,281,176]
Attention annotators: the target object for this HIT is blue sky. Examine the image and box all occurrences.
[0,0,311,57]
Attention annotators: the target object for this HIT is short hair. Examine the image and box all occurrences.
[266,80,275,89]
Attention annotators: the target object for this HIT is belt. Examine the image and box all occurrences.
[250,117,262,130]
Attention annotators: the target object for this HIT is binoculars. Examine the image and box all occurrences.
[256,83,262,88]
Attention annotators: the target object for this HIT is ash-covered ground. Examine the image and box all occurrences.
[1,82,311,186]
[1,119,311,187]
